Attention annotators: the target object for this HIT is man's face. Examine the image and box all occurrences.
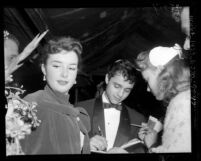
[105,72,134,104]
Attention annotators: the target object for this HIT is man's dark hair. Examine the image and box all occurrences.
[107,59,136,84]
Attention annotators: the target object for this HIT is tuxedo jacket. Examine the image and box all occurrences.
[76,96,147,153]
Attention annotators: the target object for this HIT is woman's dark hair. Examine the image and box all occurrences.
[40,36,82,68]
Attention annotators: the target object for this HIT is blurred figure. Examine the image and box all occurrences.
[180,7,190,50]
[4,30,48,83]
[4,30,19,72]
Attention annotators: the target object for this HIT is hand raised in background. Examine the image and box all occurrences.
[5,30,48,83]
[19,30,49,62]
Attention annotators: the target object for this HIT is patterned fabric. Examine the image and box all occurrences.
[151,89,191,152]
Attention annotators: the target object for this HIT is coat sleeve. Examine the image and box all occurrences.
[151,91,191,153]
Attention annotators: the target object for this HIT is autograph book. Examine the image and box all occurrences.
[91,138,145,154]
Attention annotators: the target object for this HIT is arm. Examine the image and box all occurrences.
[152,93,191,152]
[138,123,158,149]
[5,30,48,83]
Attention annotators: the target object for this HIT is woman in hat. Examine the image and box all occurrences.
[135,44,191,152]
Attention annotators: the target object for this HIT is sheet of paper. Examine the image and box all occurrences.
[120,138,143,149]
[90,150,107,154]
[147,116,162,132]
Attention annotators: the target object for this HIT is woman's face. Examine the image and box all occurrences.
[42,50,78,94]
[4,39,19,70]
[142,68,164,100]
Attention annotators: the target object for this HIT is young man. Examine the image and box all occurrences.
[76,59,146,153]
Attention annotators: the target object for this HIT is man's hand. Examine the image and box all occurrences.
[138,122,147,141]
[90,135,107,151]
[5,30,48,83]
[19,30,49,62]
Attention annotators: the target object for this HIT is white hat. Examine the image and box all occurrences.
[149,44,182,67]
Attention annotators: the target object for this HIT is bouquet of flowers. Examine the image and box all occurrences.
[5,85,41,156]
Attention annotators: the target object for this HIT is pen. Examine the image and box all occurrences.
[130,124,143,128]
[98,126,103,136]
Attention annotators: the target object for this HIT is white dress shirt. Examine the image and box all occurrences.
[102,92,121,151]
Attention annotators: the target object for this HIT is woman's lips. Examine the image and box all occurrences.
[57,80,68,85]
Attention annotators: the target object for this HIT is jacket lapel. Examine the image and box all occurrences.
[91,99,133,147]
[91,97,106,137]
[113,104,131,147]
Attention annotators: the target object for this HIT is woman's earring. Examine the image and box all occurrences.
[74,81,77,84]
[43,75,46,81]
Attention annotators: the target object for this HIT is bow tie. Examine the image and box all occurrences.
[103,103,122,111]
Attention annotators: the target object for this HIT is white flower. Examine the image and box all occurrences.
[5,86,41,156]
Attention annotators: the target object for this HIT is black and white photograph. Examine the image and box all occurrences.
[3,5,200,161]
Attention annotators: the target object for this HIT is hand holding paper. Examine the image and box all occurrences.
[138,116,162,148]
[19,30,49,62]
[5,30,49,83]
[147,116,163,132]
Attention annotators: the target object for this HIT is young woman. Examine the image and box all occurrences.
[20,37,91,154]
[135,44,191,152]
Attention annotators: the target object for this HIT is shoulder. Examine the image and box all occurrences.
[174,89,190,102]
[76,98,97,118]
[125,105,144,116]
[167,89,191,121]
[23,90,46,118]
[169,89,190,109]
[125,105,147,122]
[76,98,96,111]
[76,98,96,107]
[23,90,44,102]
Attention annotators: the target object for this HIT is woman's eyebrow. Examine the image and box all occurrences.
[68,63,77,66]
[50,61,78,66]
[51,60,62,63]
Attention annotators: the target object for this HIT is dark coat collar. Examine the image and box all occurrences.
[45,85,70,105]
[37,85,85,118]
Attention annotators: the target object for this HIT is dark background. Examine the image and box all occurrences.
[3,7,187,119]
